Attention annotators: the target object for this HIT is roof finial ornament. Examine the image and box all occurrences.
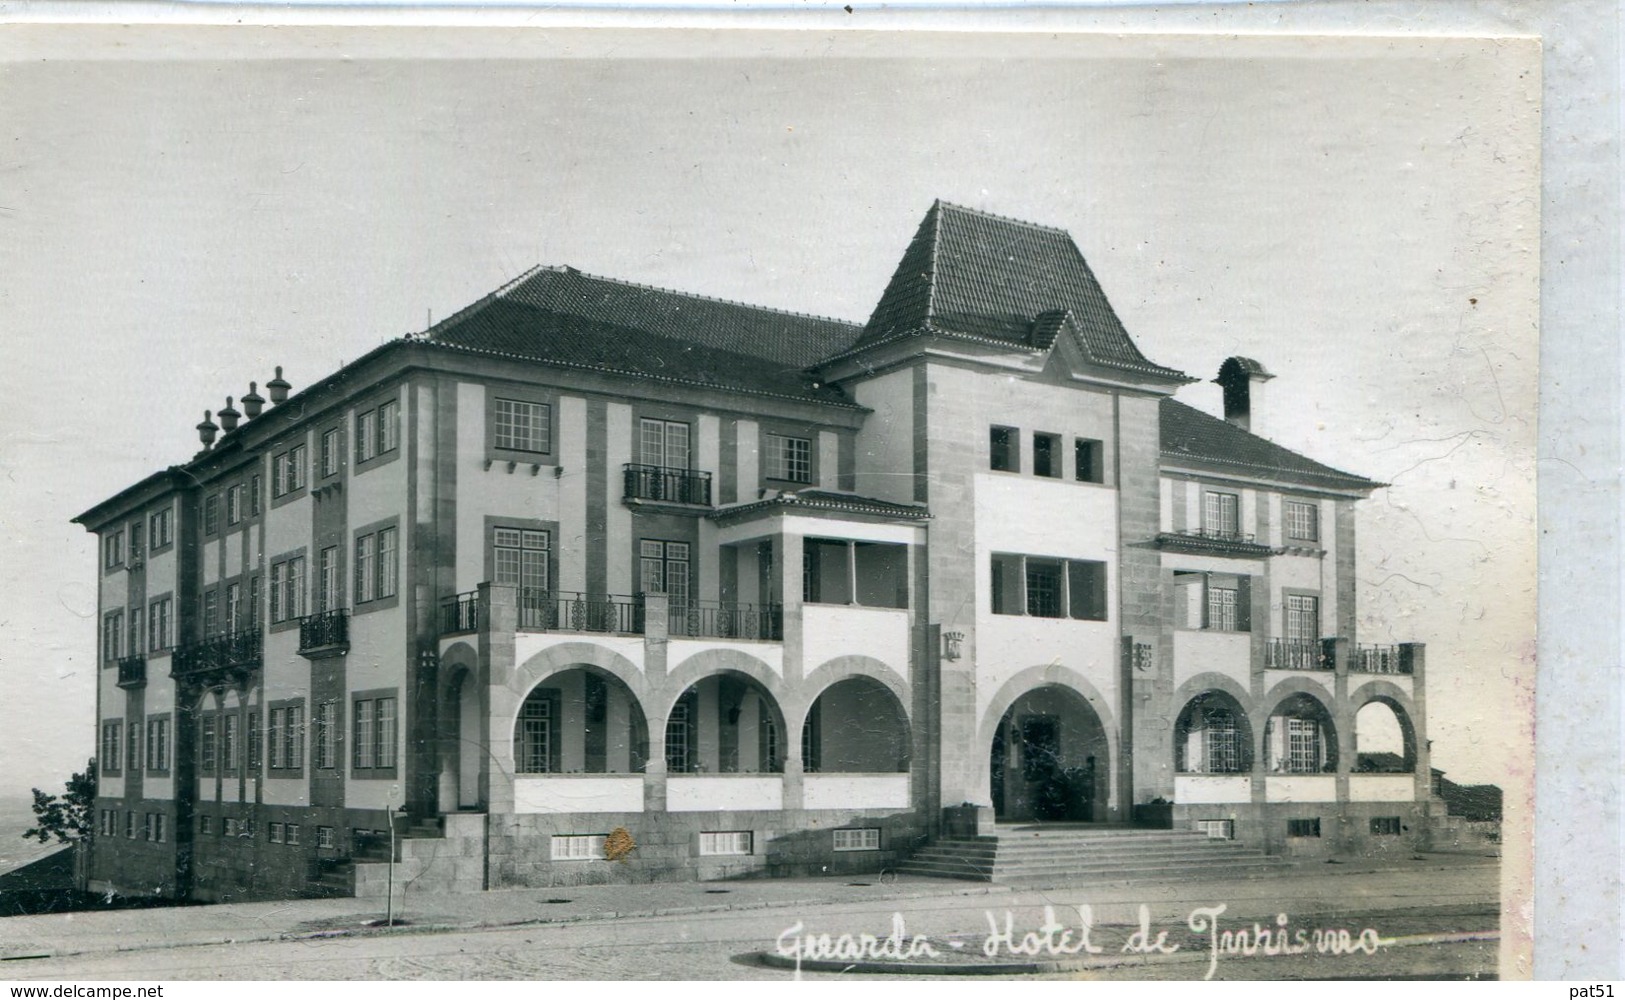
[241,382,265,419]
[267,366,291,405]
[197,410,219,449]
[218,396,241,433]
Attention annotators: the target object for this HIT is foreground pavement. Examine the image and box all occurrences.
[0,852,1500,979]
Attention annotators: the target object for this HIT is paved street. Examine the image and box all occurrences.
[3,859,1501,980]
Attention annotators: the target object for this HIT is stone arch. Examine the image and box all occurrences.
[661,647,787,723]
[1350,680,1420,773]
[1260,684,1340,774]
[797,665,912,774]
[1173,688,1255,774]
[977,665,1119,819]
[1173,671,1255,717]
[795,654,911,737]
[514,642,650,710]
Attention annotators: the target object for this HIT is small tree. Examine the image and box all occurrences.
[23,758,97,845]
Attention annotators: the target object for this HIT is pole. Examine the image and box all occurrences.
[387,817,396,927]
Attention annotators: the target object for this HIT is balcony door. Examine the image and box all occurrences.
[1285,594,1320,643]
[640,539,691,615]
[640,419,690,471]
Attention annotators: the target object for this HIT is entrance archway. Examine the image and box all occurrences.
[990,685,1109,822]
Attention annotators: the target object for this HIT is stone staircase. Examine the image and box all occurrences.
[303,812,488,899]
[898,824,1288,886]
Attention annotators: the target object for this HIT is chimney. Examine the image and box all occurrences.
[197,410,219,449]
[218,396,241,433]
[267,366,291,405]
[241,382,265,419]
[1214,357,1274,434]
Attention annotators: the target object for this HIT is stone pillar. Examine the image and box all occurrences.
[642,592,669,683]
[1328,635,1353,848]
[480,584,517,815]
[1401,643,1432,800]
[781,755,804,811]
[1117,393,1170,819]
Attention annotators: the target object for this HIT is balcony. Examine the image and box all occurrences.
[1263,638,1332,671]
[115,654,146,689]
[1155,527,1274,557]
[1352,643,1411,674]
[668,600,783,642]
[623,464,712,508]
[172,628,262,684]
[298,609,350,659]
[440,591,480,635]
[441,589,646,636]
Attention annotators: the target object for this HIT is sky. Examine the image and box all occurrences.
[0,29,1538,800]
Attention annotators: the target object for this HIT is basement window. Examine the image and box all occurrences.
[1195,819,1235,841]
[699,831,753,856]
[551,834,607,861]
[1370,816,1402,836]
[1286,818,1321,838]
[833,828,881,852]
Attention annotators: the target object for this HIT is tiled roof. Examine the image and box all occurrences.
[1160,398,1380,491]
[846,201,1187,380]
[425,298,857,406]
[429,265,862,370]
[709,488,930,523]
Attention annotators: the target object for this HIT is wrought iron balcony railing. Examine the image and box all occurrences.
[623,464,713,506]
[669,600,784,642]
[518,589,645,635]
[298,609,350,654]
[1353,644,1410,674]
[116,654,147,689]
[440,591,481,635]
[172,628,263,680]
[1263,638,1332,671]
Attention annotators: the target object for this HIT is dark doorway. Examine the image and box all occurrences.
[991,686,1108,822]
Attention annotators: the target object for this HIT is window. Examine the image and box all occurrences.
[202,590,219,636]
[517,695,552,773]
[1285,500,1320,543]
[640,540,691,610]
[1075,439,1104,484]
[200,715,217,773]
[1025,560,1063,617]
[1285,594,1320,643]
[833,828,881,852]
[128,522,143,562]
[378,400,399,454]
[269,822,284,844]
[1203,708,1243,773]
[1287,717,1321,774]
[639,418,691,469]
[104,530,124,569]
[317,826,336,849]
[494,398,550,453]
[101,721,122,772]
[285,823,301,846]
[204,494,220,535]
[126,608,142,655]
[127,724,141,773]
[764,433,811,483]
[1175,572,1252,632]
[377,528,397,600]
[225,583,242,632]
[990,554,1107,621]
[223,818,238,838]
[322,428,342,477]
[150,508,172,547]
[1207,586,1238,632]
[274,446,307,497]
[354,535,375,604]
[249,476,262,516]
[1202,490,1241,539]
[318,547,340,612]
[315,700,338,769]
[268,704,304,771]
[1287,818,1322,838]
[125,811,135,840]
[356,699,394,774]
[249,576,261,628]
[664,699,692,774]
[698,831,753,856]
[1032,432,1061,478]
[1195,819,1235,841]
[271,556,306,623]
[199,815,214,836]
[226,485,243,525]
[146,813,165,843]
[148,597,172,651]
[102,611,123,664]
[1370,816,1402,836]
[356,410,377,463]
[248,712,261,771]
[989,426,1018,472]
[223,713,240,773]
[493,527,549,593]
[146,717,169,772]
[551,834,606,861]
